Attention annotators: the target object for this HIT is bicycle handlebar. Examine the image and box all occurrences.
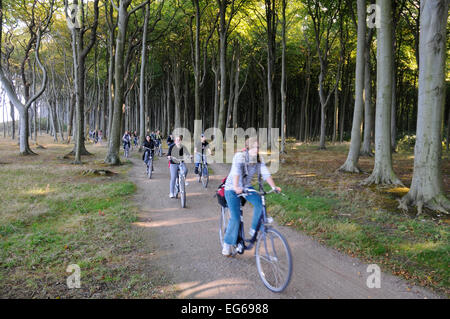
[168,155,192,163]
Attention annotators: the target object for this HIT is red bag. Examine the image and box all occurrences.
[216,176,228,207]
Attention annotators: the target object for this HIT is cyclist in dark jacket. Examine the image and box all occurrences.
[142,135,155,164]
[167,134,174,148]
[167,135,191,198]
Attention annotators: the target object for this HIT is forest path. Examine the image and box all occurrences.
[128,149,439,299]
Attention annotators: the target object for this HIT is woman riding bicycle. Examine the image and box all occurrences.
[167,135,191,198]
[122,131,131,154]
[222,137,281,257]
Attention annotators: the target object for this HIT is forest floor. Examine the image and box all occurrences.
[272,141,449,296]
[0,135,176,298]
[0,135,448,298]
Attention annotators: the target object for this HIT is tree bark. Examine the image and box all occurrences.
[339,0,366,173]
[361,28,375,156]
[362,0,403,186]
[139,2,150,151]
[105,0,145,165]
[280,0,287,153]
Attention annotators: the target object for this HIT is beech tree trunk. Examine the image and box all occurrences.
[139,2,149,151]
[363,0,403,186]
[361,28,375,156]
[280,0,287,153]
[339,0,366,173]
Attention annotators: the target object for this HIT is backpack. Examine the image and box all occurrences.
[215,177,228,207]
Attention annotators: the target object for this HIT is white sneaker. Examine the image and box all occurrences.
[169,193,175,198]
[222,243,233,257]
[249,228,256,238]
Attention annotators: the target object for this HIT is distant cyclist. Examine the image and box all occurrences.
[133,131,139,148]
[155,130,163,154]
[221,137,281,257]
[167,135,191,198]
[142,135,155,167]
[122,131,131,154]
[167,134,175,149]
[194,134,210,174]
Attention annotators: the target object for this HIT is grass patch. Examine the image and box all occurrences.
[270,142,450,297]
[0,135,173,298]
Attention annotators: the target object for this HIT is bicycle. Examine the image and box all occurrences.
[197,153,209,188]
[219,188,293,293]
[143,146,154,179]
[170,156,189,208]
[156,141,163,157]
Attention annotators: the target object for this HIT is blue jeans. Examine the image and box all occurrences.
[144,150,153,164]
[224,188,263,246]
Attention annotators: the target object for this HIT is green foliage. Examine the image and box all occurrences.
[397,134,417,151]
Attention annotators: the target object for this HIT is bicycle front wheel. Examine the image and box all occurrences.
[179,175,186,208]
[201,166,209,188]
[219,206,230,247]
[147,161,152,179]
[255,228,292,293]
[197,164,202,183]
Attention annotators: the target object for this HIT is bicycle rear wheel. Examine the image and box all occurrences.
[197,164,202,183]
[255,228,292,293]
[201,166,209,188]
[179,174,186,208]
[219,206,230,246]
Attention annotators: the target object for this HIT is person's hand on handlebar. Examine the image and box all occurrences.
[272,186,282,193]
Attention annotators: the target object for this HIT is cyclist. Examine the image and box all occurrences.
[142,135,155,169]
[122,131,131,155]
[167,134,174,149]
[133,131,139,148]
[222,137,281,257]
[194,134,210,174]
[167,135,191,198]
[155,130,163,155]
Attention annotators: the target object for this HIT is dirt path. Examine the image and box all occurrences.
[128,151,440,299]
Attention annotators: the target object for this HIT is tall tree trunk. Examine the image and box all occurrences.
[363,0,402,185]
[332,87,339,143]
[212,53,219,134]
[10,102,15,140]
[226,45,235,130]
[391,24,397,152]
[399,0,449,214]
[166,72,171,134]
[184,70,189,129]
[217,0,232,136]
[280,0,287,153]
[171,60,182,130]
[139,2,149,151]
[339,0,366,173]
[232,41,243,130]
[361,28,375,156]
[105,0,138,165]
[266,0,276,148]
